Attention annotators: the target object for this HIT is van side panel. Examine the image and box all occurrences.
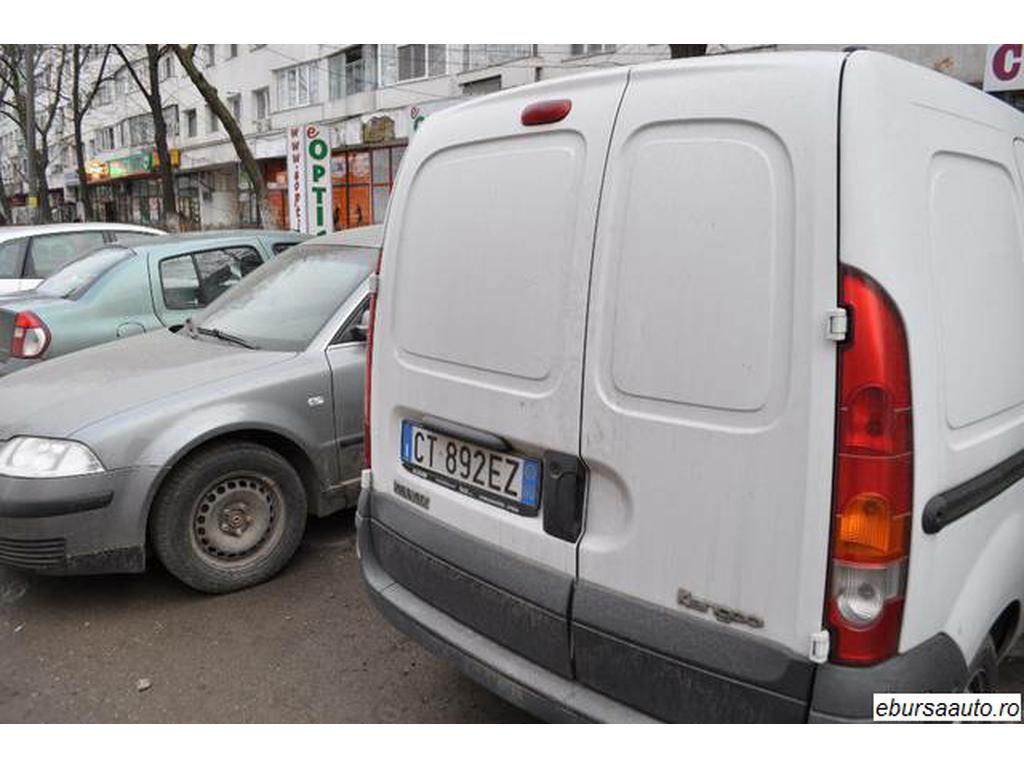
[841,53,1024,661]
[577,53,843,688]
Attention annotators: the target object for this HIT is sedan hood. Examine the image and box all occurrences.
[0,331,295,440]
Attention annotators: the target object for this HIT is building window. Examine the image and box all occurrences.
[275,62,319,109]
[460,44,532,72]
[160,55,174,80]
[227,94,241,122]
[569,44,616,57]
[94,82,112,106]
[461,75,501,96]
[396,44,426,81]
[253,87,269,120]
[228,44,238,59]
[396,44,447,82]
[204,44,216,67]
[115,68,135,97]
[185,109,197,138]
[331,144,406,230]
[163,105,179,138]
[207,106,219,133]
[329,45,377,100]
[428,45,447,76]
[125,113,154,147]
[95,125,116,152]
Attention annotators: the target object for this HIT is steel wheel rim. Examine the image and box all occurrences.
[190,473,285,568]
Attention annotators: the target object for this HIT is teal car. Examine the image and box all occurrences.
[0,230,307,378]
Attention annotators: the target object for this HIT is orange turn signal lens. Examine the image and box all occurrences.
[834,492,909,563]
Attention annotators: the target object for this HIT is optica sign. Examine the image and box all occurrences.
[286,124,334,236]
[984,44,1024,93]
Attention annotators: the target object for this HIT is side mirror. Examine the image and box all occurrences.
[351,308,371,342]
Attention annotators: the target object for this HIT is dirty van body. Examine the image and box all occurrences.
[359,51,1024,721]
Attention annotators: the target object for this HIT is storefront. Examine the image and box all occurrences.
[84,149,181,226]
[330,142,406,230]
[239,158,288,229]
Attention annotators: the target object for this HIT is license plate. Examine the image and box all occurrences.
[400,421,541,515]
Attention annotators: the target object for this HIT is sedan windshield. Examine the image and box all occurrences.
[188,242,376,352]
[36,246,134,298]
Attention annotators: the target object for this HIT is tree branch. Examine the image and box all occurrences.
[113,44,152,100]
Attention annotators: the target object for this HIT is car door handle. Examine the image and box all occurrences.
[116,322,146,338]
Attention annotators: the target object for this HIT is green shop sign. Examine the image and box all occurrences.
[107,152,154,179]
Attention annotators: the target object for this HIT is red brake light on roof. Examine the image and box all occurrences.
[11,311,50,359]
[826,266,913,666]
[363,249,383,470]
[521,99,572,126]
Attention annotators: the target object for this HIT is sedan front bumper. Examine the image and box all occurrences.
[0,465,161,574]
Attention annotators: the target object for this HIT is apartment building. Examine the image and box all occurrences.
[1,44,1020,229]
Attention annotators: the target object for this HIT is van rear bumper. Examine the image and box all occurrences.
[358,489,967,723]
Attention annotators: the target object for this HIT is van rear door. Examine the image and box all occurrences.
[369,69,629,677]
[574,54,844,721]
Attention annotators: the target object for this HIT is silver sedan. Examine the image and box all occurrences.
[0,225,381,593]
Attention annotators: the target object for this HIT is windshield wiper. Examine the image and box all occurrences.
[194,325,259,350]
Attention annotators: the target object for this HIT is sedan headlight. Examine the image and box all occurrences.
[0,437,105,479]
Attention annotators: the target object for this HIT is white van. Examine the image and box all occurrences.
[0,222,162,294]
[358,50,1024,722]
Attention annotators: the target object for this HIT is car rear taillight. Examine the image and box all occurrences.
[11,312,50,359]
[363,249,383,470]
[826,266,912,665]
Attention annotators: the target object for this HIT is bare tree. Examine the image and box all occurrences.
[114,44,179,231]
[669,45,708,59]
[0,44,68,223]
[0,68,13,224]
[69,44,112,220]
[174,44,273,228]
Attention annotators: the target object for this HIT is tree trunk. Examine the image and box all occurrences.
[174,44,273,228]
[146,46,178,232]
[71,45,92,220]
[0,163,10,224]
[73,115,91,220]
[23,44,41,223]
[34,144,52,223]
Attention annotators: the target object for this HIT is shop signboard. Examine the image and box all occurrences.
[286,123,333,236]
[109,152,153,179]
[984,45,1024,92]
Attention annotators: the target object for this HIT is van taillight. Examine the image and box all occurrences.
[11,312,50,359]
[826,266,912,665]
[363,249,383,470]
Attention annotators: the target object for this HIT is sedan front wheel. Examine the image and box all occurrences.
[149,441,307,593]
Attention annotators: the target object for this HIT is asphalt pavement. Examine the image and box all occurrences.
[0,513,531,723]
[0,512,1021,722]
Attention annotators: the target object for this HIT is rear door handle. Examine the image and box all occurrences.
[542,451,586,543]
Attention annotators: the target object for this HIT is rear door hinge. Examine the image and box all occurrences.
[809,629,830,663]
[826,307,848,342]
[360,468,373,490]
[367,273,380,295]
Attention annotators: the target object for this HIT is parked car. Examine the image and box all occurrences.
[0,229,306,378]
[0,225,380,592]
[359,51,1024,722]
[0,222,163,295]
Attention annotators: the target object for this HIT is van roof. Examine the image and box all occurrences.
[430,49,1023,128]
